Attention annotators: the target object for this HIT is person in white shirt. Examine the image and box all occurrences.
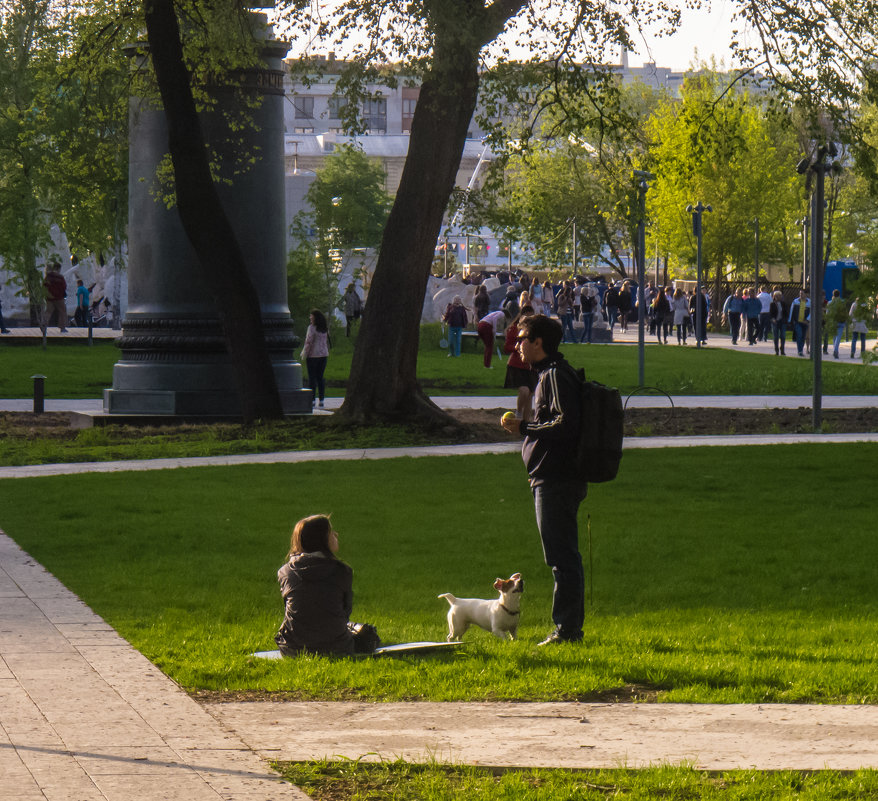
[757,285,772,341]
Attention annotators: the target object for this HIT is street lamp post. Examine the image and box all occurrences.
[795,217,810,288]
[686,201,712,349]
[634,170,655,386]
[797,144,840,431]
[750,216,760,292]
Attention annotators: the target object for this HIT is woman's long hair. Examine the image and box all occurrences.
[311,309,328,333]
[289,514,333,558]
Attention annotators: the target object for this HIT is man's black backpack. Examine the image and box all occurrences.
[573,369,623,483]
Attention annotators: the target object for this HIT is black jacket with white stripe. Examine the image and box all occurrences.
[519,352,582,486]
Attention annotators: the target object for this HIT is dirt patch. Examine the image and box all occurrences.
[2,406,878,449]
[447,406,878,439]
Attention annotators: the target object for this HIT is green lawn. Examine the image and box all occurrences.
[1,325,877,398]
[276,761,878,801]
[1,444,876,703]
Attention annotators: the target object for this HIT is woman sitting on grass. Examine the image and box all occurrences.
[275,515,355,656]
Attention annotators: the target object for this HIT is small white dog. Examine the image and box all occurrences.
[438,573,524,641]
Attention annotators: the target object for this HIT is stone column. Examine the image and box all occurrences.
[104,14,312,416]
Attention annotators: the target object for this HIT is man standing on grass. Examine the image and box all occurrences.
[501,313,586,646]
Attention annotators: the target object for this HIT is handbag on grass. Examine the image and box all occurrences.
[348,622,381,653]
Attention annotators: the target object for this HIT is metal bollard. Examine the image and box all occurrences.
[31,374,46,414]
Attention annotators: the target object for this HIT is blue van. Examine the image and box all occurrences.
[823,260,860,300]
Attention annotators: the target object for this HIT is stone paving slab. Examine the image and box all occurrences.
[0,533,304,801]
[207,700,878,772]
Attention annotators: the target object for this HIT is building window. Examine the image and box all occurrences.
[294,96,314,119]
[328,96,348,119]
[294,126,314,134]
[362,97,386,133]
[402,97,417,131]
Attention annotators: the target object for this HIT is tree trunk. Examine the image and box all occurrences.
[339,41,481,423]
[143,0,282,422]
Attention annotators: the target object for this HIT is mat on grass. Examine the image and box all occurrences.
[253,641,462,659]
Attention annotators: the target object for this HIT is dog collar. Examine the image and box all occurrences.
[500,603,520,616]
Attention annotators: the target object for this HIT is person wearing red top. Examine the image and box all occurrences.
[503,305,537,421]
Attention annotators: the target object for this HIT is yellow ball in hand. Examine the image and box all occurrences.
[501,411,516,424]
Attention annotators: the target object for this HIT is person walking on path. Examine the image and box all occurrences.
[673,287,690,344]
[300,309,330,408]
[769,291,788,355]
[789,289,811,357]
[825,289,847,359]
[617,280,632,333]
[542,280,556,314]
[578,286,597,343]
[743,288,762,345]
[757,285,772,341]
[501,314,586,646]
[42,262,68,332]
[477,305,517,368]
[651,288,670,344]
[690,288,709,345]
[850,298,869,359]
[443,295,468,358]
[604,282,620,332]
[722,288,744,345]
[556,281,576,343]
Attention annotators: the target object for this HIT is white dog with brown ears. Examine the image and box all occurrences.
[438,573,524,641]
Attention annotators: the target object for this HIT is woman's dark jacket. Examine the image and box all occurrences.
[275,552,354,655]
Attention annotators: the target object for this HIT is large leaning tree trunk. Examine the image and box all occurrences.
[143,0,283,421]
[340,0,525,424]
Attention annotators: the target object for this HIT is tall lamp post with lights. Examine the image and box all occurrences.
[686,201,712,349]
[797,144,841,430]
[795,217,810,288]
[749,216,760,291]
[634,170,654,385]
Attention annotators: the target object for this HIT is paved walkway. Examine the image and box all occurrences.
[208,699,878,772]
[3,323,876,357]
[3,393,878,414]
[0,534,304,800]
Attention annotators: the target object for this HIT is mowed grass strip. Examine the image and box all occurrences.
[275,761,878,801]
[0,444,876,703]
[2,326,877,399]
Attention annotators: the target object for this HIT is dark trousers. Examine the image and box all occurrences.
[746,317,759,344]
[759,312,771,341]
[772,320,786,353]
[305,356,327,401]
[728,312,741,343]
[578,312,593,343]
[532,478,587,637]
[794,322,808,355]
